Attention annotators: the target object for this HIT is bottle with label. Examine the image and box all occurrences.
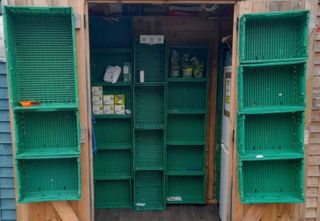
[123,62,131,82]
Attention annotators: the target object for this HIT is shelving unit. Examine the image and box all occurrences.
[133,41,166,211]
[90,16,133,209]
[237,10,309,204]
[4,6,81,203]
[166,46,209,204]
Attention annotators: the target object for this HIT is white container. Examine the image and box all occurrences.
[103,95,114,105]
[139,70,145,83]
[115,104,125,114]
[92,86,103,95]
[219,144,230,221]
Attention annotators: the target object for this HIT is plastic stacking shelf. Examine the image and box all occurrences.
[167,114,206,144]
[134,86,164,129]
[4,6,79,109]
[167,175,205,204]
[134,41,166,83]
[15,110,80,159]
[94,149,132,180]
[238,61,306,114]
[135,130,164,170]
[237,112,304,159]
[239,10,309,64]
[134,171,164,211]
[239,159,304,204]
[94,118,132,150]
[16,157,81,203]
[94,179,132,209]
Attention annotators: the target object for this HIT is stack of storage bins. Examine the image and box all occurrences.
[166,46,209,204]
[4,7,81,203]
[237,11,309,203]
[133,41,166,210]
[90,17,133,209]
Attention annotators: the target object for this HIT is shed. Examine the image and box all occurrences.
[1,0,319,221]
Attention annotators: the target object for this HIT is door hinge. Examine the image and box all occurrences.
[75,13,81,30]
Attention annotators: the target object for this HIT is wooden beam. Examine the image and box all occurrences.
[87,0,236,4]
[52,202,80,221]
[241,205,266,221]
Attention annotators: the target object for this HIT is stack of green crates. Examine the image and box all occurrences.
[4,6,81,203]
[133,41,166,211]
[166,46,209,204]
[237,10,309,203]
[90,17,133,209]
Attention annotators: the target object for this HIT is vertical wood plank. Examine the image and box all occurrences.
[206,21,219,203]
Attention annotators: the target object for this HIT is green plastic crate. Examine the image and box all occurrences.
[167,81,207,112]
[91,49,132,84]
[89,16,132,49]
[4,6,78,108]
[167,114,206,144]
[167,146,204,175]
[134,42,166,83]
[94,149,132,180]
[134,86,164,129]
[239,159,304,204]
[16,157,81,203]
[239,10,309,64]
[238,61,306,113]
[135,130,164,170]
[15,110,80,158]
[168,46,209,78]
[237,112,304,158]
[134,171,164,211]
[94,118,132,149]
[166,175,205,204]
[94,180,132,209]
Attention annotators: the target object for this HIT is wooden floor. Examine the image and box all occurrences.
[95,205,221,221]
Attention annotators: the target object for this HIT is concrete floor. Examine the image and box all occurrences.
[95,205,221,221]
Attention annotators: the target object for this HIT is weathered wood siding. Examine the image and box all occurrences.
[0,60,16,221]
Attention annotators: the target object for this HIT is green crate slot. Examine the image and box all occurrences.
[94,118,131,150]
[135,86,164,129]
[238,62,306,112]
[239,159,304,203]
[135,130,164,170]
[89,16,132,49]
[134,42,165,83]
[15,110,80,158]
[91,50,132,84]
[167,115,205,143]
[168,46,209,78]
[168,81,207,111]
[17,157,80,203]
[237,112,304,157]
[239,10,309,63]
[167,146,204,174]
[94,180,132,209]
[135,171,164,211]
[166,175,205,204]
[94,149,131,180]
[101,86,132,110]
[4,6,78,108]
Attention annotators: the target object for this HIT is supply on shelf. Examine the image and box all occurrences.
[104,65,122,83]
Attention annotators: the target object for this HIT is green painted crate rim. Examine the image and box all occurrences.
[13,103,79,112]
[238,152,304,161]
[238,106,305,115]
[239,60,306,68]
[16,151,80,160]
[94,175,132,180]
[4,6,73,15]
[241,10,309,20]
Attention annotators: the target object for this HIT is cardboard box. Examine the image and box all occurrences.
[92,86,103,95]
[103,104,115,114]
[114,95,125,105]
[92,104,104,115]
[103,95,114,105]
[115,104,125,114]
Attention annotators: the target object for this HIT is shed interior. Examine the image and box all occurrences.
[88,3,233,221]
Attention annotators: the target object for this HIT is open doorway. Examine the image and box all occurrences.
[88,3,234,221]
